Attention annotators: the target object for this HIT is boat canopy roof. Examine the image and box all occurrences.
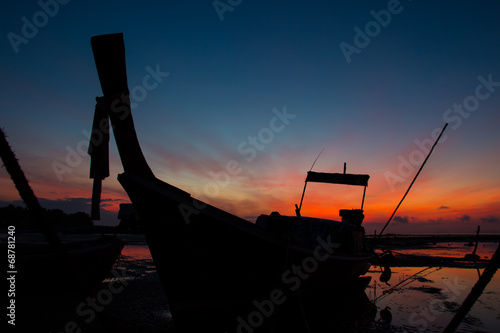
[306,171,369,187]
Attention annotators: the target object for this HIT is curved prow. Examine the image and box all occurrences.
[90,33,155,181]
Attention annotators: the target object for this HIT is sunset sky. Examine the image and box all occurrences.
[1,0,499,234]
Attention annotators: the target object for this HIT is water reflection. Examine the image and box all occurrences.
[384,241,498,259]
[120,244,153,259]
[112,237,500,332]
[366,265,500,332]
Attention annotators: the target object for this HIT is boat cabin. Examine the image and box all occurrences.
[256,169,370,252]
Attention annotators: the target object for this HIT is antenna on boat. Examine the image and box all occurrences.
[309,147,324,171]
[296,148,325,216]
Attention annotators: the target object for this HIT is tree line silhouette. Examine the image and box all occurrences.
[0,204,93,229]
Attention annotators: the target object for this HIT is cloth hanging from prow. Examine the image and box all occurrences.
[88,97,110,220]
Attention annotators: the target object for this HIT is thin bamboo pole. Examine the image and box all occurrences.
[443,240,500,333]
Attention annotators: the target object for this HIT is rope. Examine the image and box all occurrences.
[374,267,442,303]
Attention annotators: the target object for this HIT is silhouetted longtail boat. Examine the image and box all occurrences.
[0,127,125,297]
[13,235,125,292]
[89,33,373,332]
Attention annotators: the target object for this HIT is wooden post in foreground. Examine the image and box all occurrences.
[443,240,500,333]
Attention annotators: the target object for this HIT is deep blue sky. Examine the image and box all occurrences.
[1,0,499,233]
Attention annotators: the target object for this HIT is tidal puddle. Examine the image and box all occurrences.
[114,237,500,332]
[365,263,500,332]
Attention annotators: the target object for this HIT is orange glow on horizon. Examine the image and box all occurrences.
[1,147,499,232]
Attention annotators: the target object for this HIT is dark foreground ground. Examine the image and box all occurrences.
[8,233,500,332]
[13,254,388,333]
[12,254,174,333]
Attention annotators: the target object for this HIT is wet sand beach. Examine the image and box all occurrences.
[7,233,500,332]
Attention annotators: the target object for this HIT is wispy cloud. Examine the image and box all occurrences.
[393,215,410,224]
[481,215,500,223]
[426,217,446,225]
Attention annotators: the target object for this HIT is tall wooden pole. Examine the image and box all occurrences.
[378,123,448,237]
[443,240,500,333]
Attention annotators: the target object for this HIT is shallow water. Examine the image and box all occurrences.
[111,235,500,333]
[366,266,500,332]
[386,241,498,259]
[5,233,500,332]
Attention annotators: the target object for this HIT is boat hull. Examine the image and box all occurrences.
[13,235,125,293]
[89,32,373,332]
[118,173,372,332]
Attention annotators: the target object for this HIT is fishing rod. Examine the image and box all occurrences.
[378,123,448,238]
[374,266,442,303]
[309,147,325,172]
